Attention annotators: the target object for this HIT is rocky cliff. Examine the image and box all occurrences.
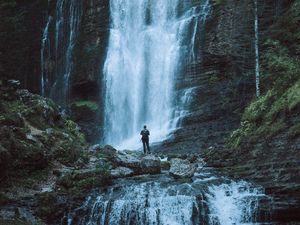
[159,0,256,152]
[69,0,109,143]
[199,0,300,222]
[0,0,48,93]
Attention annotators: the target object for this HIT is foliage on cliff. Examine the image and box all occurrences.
[0,80,88,180]
[227,0,300,149]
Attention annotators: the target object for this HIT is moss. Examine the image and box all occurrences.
[227,6,300,149]
[288,123,300,139]
[48,120,87,165]
[63,166,111,199]
[161,161,171,170]
[71,100,98,111]
[36,192,58,218]
[211,0,225,6]
[242,90,275,123]
[266,81,300,121]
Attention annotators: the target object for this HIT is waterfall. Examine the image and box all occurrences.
[68,167,270,225]
[40,0,82,106]
[41,16,52,97]
[254,0,260,97]
[103,0,211,149]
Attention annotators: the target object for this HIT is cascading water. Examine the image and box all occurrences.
[41,16,52,97]
[103,0,211,149]
[206,181,265,224]
[254,0,260,97]
[68,167,271,225]
[40,0,82,107]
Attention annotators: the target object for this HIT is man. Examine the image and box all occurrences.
[140,125,150,154]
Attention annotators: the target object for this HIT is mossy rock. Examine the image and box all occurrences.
[161,161,171,170]
[36,192,60,218]
[288,123,300,139]
[71,100,99,111]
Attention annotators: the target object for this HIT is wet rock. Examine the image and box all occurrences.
[0,207,42,225]
[89,144,101,151]
[114,151,141,169]
[36,192,67,223]
[110,167,134,178]
[141,155,161,174]
[7,80,20,89]
[100,145,117,155]
[161,160,171,170]
[169,158,197,179]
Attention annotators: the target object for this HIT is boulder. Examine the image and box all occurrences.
[89,144,101,151]
[141,155,161,174]
[92,145,118,163]
[169,158,197,179]
[110,167,134,178]
[114,151,141,169]
[101,145,117,155]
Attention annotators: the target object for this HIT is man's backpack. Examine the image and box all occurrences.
[141,129,149,139]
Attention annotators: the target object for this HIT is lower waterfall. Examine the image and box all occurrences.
[67,166,270,225]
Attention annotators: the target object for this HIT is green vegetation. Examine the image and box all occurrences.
[71,100,99,111]
[36,192,58,219]
[288,123,300,139]
[57,164,111,200]
[0,86,89,179]
[227,1,300,149]
[161,161,171,170]
[211,0,225,6]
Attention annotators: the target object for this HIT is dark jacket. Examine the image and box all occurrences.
[140,129,150,140]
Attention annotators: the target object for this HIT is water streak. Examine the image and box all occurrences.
[41,16,52,96]
[254,0,260,97]
[40,0,82,107]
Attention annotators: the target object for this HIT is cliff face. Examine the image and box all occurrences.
[71,0,109,100]
[69,0,110,143]
[160,0,256,153]
[199,0,300,222]
[0,0,48,93]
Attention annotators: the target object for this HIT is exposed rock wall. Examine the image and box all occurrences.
[69,0,110,143]
[159,0,256,153]
[0,0,48,93]
[71,0,109,100]
[199,0,300,222]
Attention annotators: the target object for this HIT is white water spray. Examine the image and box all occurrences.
[41,16,52,96]
[207,181,265,225]
[68,167,270,225]
[103,0,211,149]
[254,0,260,97]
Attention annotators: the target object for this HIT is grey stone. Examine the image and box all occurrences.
[141,155,161,174]
[114,151,141,169]
[169,158,197,179]
[110,167,134,178]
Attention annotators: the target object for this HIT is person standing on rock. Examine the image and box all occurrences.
[140,125,151,154]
